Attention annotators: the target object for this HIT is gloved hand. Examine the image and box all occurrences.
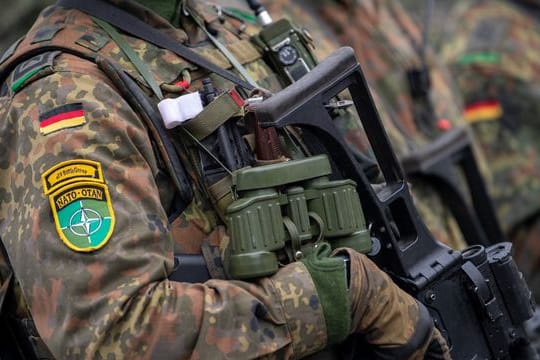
[301,243,451,359]
[334,247,451,359]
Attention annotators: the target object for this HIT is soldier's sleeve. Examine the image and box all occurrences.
[0,60,330,359]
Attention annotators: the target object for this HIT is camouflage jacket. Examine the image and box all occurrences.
[438,0,540,232]
[0,2,328,358]
[270,0,476,249]
[0,0,439,359]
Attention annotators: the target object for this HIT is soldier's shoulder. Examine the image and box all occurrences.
[0,5,109,97]
[441,0,540,80]
[444,1,532,58]
[0,50,66,97]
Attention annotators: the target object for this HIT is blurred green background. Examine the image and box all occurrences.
[0,0,53,54]
[0,1,446,56]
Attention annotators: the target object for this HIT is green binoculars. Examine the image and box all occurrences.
[225,155,372,279]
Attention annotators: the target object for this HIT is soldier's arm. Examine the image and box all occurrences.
[0,63,337,358]
[0,57,441,358]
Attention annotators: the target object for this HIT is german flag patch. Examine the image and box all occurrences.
[464,100,503,124]
[39,103,86,135]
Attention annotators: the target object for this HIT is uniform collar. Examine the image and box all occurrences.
[131,0,181,23]
[105,0,179,29]
[104,0,215,44]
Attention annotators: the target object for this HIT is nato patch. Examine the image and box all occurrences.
[42,160,114,253]
[49,181,115,252]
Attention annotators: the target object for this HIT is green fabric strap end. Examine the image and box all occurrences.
[301,243,350,346]
[11,67,43,92]
[185,90,244,140]
[458,52,500,65]
[223,7,258,24]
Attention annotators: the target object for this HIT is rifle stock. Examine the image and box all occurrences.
[253,46,536,359]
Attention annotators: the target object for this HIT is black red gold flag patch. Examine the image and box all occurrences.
[463,100,503,124]
[39,103,86,135]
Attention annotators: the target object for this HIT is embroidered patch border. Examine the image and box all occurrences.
[48,181,115,252]
[11,51,60,93]
[42,159,104,195]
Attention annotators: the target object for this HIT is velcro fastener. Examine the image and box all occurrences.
[184,89,245,140]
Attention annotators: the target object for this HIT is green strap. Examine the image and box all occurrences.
[185,90,244,140]
[222,7,258,24]
[93,17,164,100]
[301,242,350,345]
[185,7,259,89]
[93,16,234,176]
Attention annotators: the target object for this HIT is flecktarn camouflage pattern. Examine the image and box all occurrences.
[440,0,540,232]
[436,0,540,301]
[0,0,443,358]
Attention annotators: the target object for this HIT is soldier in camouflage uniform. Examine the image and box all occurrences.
[416,0,540,301]
[0,0,450,358]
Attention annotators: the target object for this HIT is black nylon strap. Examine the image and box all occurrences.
[55,0,256,91]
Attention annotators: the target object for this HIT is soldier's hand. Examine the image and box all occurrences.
[335,247,451,359]
[423,328,451,359]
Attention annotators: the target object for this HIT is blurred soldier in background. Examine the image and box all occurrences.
[265,0,491,251]
[404,0,540,303]
[0,0,535,358]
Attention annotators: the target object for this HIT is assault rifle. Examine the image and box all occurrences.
[251,47,536,359]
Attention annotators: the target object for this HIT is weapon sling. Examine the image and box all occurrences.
[55,0,256,92]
